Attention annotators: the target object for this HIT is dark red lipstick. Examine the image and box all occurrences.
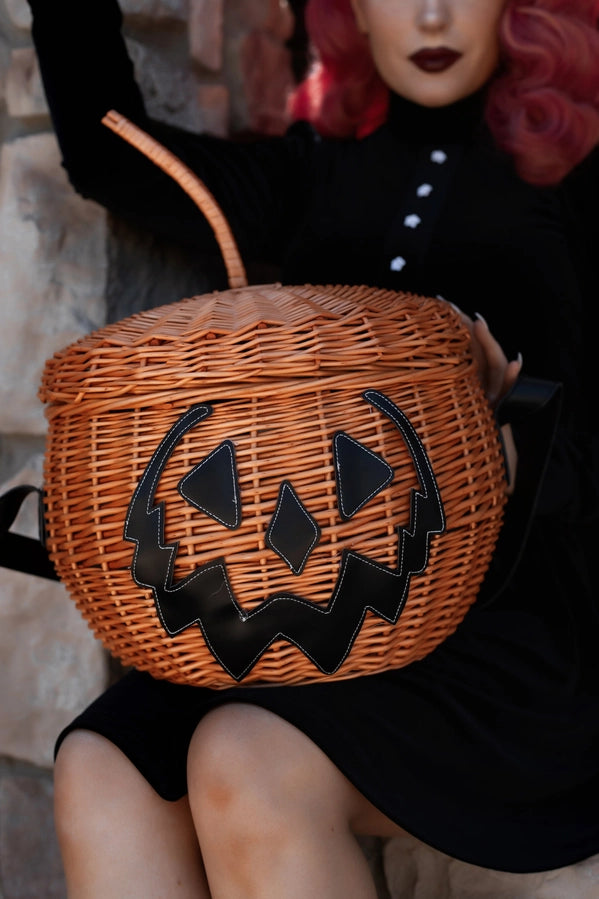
[410,48,462,73]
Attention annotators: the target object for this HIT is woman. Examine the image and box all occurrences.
[26,0,599,894]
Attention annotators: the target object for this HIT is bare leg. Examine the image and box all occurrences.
[187,703,402,899]
[54,730,210,898]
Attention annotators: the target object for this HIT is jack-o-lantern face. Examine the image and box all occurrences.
[125,389,445,681]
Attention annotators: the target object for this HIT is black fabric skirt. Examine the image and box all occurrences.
[56,524,599,874]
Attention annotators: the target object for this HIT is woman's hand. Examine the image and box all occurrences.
[447,303,522,494]
[448,305,522,407]
[470,312,522,409]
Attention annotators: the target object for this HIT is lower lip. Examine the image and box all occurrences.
[410,51,461,73]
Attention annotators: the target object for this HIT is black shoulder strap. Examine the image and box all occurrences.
[0,485,59,581]
[477,375,563,606]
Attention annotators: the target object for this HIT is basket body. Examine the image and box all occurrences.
[40,283,506,688]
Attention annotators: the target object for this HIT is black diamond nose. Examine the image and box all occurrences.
[266,481,320,575]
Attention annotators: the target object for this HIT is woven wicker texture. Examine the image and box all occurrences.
[39,114,507,688]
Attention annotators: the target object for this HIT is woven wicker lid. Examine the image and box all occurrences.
[40,283,471,407]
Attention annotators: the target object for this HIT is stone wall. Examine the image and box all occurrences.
[1,0,108,894]
[0,1,596,897]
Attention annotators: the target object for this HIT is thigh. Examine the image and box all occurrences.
[54,729,209,898]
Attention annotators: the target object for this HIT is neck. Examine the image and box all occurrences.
[386,89,488,143]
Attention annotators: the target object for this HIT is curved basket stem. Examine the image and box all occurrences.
[102,110,248,289]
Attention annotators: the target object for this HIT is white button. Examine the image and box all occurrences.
[417,183,433,197]
[403,214,421,229]
[390,256,407,272]
[431,149,447,164]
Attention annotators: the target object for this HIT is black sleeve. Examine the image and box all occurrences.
[561,147,599,427]
[481,150,599,601]
[26,0,314,268]
[531,148,599,528]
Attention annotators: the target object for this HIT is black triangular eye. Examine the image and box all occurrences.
[333,432,394,520]
[178,440,241,529]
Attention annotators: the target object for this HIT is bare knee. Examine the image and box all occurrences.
[187,705,403,845]
[188,704,348,833]
[54,730,117,844]
[186,706,392,896]
[54,729,161,844]
[189,706,285,815]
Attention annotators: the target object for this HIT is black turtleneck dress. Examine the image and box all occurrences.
[27,0,599,873]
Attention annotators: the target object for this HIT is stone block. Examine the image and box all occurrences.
[225,0,293,38]
[0,455,109,770]
[263,0,295,41]
[0,133,107,435]
[121,0,187,22]
[358,836,391,899]
[189,0,224,72]
[127,36,206,132]
[241,29,294,135]
[0,772,66,898]
[384,832,599,899]
[196,83,229,136]
[220,0,295,134]
[3,0,32,31]
[5,47,48,118]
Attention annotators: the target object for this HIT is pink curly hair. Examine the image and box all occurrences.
[289,0,599,185]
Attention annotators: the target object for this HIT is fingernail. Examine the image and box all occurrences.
[516,352,523,368]
[474,312,489,329]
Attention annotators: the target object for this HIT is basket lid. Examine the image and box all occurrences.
[39,283,471,406]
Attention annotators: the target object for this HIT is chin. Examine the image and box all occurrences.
[384,64,493,110]
[394,80,487,109]
[398,91,466,108]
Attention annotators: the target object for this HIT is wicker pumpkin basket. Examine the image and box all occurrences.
[39,114,507,689]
